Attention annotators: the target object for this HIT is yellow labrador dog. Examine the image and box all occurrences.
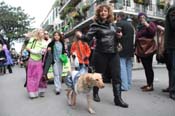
[65,71,104,114]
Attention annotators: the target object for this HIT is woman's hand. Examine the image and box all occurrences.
[141,18,146,25]
[141,19,149,27]
[75,31,82,38]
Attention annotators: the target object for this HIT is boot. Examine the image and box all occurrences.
[113,84,128,108]
[93,86,100,102]
[162,87,169,92]
[7,65,12,73]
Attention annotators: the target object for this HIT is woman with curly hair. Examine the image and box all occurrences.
[78,4,128,108]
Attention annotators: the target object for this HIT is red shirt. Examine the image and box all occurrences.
[71,40,91,65]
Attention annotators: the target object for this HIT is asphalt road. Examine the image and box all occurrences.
[0,66,175,116]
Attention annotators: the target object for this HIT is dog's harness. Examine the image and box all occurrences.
[65,67,87,93]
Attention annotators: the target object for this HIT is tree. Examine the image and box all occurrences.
[0,1,34,45]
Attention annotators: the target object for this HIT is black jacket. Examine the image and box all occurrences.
[84,20,119,53]
[116,20,134,57]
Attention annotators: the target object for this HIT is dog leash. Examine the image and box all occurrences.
[76,40,85,64]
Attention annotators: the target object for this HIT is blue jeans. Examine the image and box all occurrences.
[120,57,133,91]
[168,49,175,93]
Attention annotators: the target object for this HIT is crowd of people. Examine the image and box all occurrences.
[1,4,175,110]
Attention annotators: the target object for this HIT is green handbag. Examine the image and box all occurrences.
[59,54,68,64]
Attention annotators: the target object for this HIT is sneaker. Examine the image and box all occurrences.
[29,96,38,99]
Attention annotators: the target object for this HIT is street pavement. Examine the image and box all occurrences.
[0,65,175,116]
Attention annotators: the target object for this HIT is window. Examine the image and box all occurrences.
[123,0,131,6]
[148,0,152,11]
[56,8,58,17]
[126,0,131,6]
[135,3,140,12]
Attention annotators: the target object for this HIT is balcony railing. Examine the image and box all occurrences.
[59,0,71,14]
[60,0,165,34]
[114,3,165,20]
[60,0,96,32]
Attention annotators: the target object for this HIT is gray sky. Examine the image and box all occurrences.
[2,0,55,28]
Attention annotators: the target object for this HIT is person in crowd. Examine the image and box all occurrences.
[20,34,31,87]
[156,25,171,93]
[78,4,128,108]
[43,31,66,95]
[135,12,157,92]
[0,35,6,74]
[0,34,4,44]
[3,44,13,73]
[0,34,13,74]
[115,12,135,91]
[70,30,91,71]
[64,38,71,58]
[26,29,47,99]
[42,31,52,83]
[10,48,18,65]
[44,31,52,45]
[0,43,6,74]
[164,5,175,100]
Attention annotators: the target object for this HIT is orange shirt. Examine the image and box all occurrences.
[71,40,91,65]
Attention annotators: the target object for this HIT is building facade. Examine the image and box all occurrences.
[41,0,174,37]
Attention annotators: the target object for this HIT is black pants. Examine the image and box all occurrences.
[4,65,12,74]
[24,66,28,87]
[140,55,154,86]
[92,51,121,85]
